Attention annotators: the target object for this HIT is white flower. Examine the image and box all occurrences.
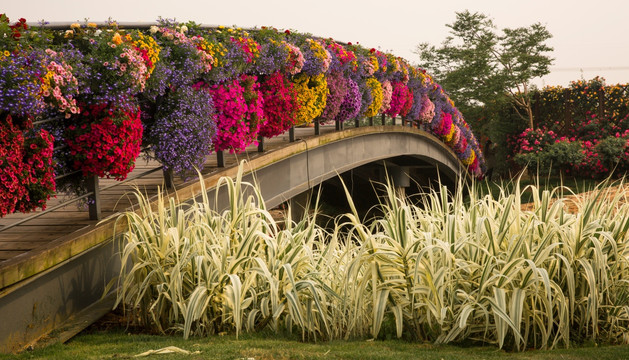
[149,26,159,34]
[180,25,188,33]
[94,29,102,36]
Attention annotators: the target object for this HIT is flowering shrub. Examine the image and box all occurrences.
[363,77,383,118]
[433,112,453,139]
[0,50,47,120]
[41,49,80,118]
[258,72,300,138]
[18,129,56,212]
[0,15,28,45]
[361,54,378,77]
[417,94,435,124]
[0,116,26,216]
[293,73,328,125]
[130,31,160,75]
[534,77,629,133]
[65,103,143,180]
[204,27,257,82]
[0,115,55,217]
[147,86,216,176]
[0,18,491,219]
[284,41,305,75]
[298,38,332,76]
[326,40,357,73]
[380,80,393,113]
[66,25,150,109]
[320,70,348,121]
[336,78,361,122]
[208,79,257,153]
[144,25,211,100]
[385,82,412,118]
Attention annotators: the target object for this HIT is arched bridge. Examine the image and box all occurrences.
[0,123,468,353]
[215,125,466,210]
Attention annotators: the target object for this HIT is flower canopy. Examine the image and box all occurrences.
[0,15,485,216]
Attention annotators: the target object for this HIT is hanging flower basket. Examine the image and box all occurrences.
[65,103,143,180]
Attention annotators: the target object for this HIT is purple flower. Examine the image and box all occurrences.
[336,77,361,122]
[320,70,348,121]
[0,50,47,118]
[146,86,217,177]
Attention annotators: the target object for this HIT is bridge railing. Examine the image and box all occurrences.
[0,112,417,236]
[0,20,485,230]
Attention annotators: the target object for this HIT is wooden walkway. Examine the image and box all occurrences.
[0,125,334,265]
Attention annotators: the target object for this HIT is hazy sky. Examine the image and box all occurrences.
[4,0,628,87]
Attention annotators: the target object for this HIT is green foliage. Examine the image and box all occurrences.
[514,139,585,175]
[596,136,627,170]
[416,10,554,130]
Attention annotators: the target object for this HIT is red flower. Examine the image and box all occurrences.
[65,103,143,180]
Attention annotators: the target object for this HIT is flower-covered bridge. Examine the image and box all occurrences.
[0,18,485,353]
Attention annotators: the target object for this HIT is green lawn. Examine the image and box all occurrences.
[4,329,629,360]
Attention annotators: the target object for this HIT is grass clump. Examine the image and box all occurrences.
[113,163,629,351]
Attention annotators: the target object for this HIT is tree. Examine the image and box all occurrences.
[416,10,554,129]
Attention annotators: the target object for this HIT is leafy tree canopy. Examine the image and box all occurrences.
[416,10,554,129]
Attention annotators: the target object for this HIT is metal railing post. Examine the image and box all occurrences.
[369,117,374,126]
[381,114,386,125]
[289,126,295,142]
[164,168,174,189]
[314,121,320,135]
[87,175,101,220]
[217,150,225,167]
[258,135,264,152]
[355,117,359,128]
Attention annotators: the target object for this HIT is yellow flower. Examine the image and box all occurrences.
[87,22,97,28]
[3,51,9,57]
[112,33,123,45]
[70,23,80,29]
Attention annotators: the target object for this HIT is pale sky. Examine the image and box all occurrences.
[4,0,628,88]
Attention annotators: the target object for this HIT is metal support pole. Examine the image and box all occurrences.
[391,116,396,126]
[369,117,374,126]
[335,119,341,131]
[381,114,386,126]
[314,121,320,135]
[217,150,225,167]
[289,126,295,142]
[355,117,359,128]
[258,135,264,152]
[87,175,101,220]
[164,168,174,189]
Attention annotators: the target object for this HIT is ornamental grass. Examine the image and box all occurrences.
[114,165,629,350]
